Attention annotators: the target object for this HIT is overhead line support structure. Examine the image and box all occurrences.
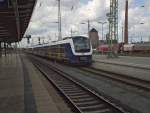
[109,0,118,42]
[108,0,118,57]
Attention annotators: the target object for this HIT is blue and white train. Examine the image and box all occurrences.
[27,36,93,65]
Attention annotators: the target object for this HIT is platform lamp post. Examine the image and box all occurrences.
[80,22,86,29]
[70,28,78,37]
[98,21,107,41]
[80,20,90,38]
[140,22,144,43]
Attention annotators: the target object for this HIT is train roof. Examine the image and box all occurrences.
[29,36,88,48]
[63,36,88,40]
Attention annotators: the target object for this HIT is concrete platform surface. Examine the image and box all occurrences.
[94,55,150,69]
[93,55,150,82]
[0,54,60,113]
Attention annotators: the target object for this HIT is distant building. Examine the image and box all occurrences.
[89,28,99,49]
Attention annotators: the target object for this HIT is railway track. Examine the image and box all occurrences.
[79,67,150,92]
[30,57,129,113]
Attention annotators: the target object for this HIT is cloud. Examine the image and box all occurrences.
[22,0,150,47]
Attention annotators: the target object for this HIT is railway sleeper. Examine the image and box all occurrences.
[73,98,99,103]
[76,100,101,107]
[67,92,88,96]
[80,105,109,112]
[69,94,91,98]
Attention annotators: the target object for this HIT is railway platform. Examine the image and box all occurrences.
[93,55,150,81]
[0,53,60,113]
[94,55,150,67]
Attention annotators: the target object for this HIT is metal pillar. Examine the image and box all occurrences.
[4,42,6,56]
[11,0,20,41]
[0,42,1,56]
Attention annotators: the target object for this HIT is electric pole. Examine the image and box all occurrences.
[88,20,90,38]
[57,0,62,40]
[71,28,73,37]
[122,23,124,43]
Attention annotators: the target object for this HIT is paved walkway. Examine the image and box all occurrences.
[0,54,24,113]
[0,54,60,113]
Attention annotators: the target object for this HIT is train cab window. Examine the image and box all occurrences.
[73,37,90,52]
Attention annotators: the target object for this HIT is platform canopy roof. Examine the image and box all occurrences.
[0,0,37,43]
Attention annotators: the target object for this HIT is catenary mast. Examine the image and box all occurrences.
[109,0,118,43]
[108,0,118,57]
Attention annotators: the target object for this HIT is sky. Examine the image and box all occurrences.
[81,0,91,4]
[20,0,150,47]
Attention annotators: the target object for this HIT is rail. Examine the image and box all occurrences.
[30,56,128,113]
[80,67,150,92]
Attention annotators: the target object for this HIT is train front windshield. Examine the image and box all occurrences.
[73,37,91,52]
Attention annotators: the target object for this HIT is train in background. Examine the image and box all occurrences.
[123,43,150,55]
[26,36,93,65]
[96,42,150,56]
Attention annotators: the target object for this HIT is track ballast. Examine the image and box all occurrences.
[30,56,130,113]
